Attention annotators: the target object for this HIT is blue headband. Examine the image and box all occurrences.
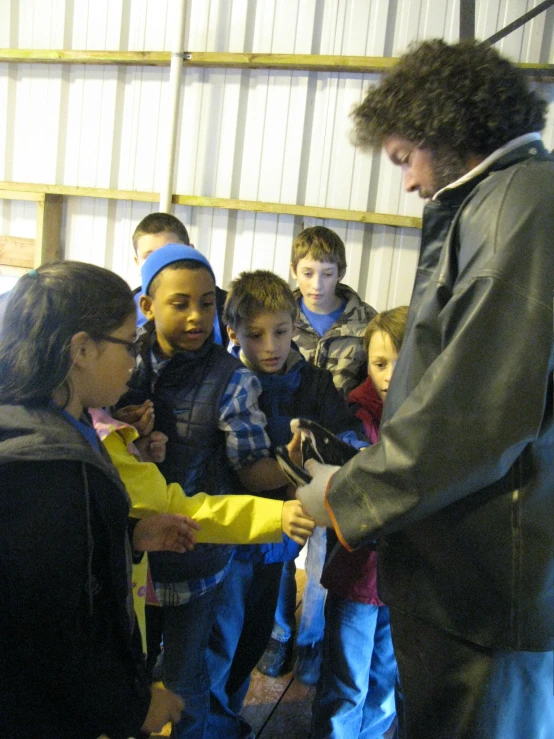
[141,243,215,295]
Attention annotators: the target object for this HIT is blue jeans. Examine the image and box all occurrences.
[161,581,225,739]
[273,526,327,646]
[312,596,397,739]
[207,558,283,739]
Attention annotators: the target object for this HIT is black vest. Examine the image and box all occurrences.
[122,339,243,582]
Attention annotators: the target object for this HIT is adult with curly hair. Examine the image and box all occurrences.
[297,39,554,739]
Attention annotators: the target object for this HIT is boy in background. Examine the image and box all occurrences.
[118,245,291,739]
[258,226,376,685]
[131,212,227,343]
[207,269,366,738]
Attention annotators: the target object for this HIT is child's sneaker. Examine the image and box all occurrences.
[256,637,293,677]
[294,642,323,685]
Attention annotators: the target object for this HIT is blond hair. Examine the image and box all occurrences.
[363,306,409,355]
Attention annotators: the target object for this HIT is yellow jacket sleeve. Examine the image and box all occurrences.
[103,430,284,545]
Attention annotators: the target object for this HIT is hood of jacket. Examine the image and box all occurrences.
[0,404,128,493]
[293,283,375,337]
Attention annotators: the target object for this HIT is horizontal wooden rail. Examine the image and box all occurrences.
[0,50,552,77]
[0,236,35,268]
[0,182,422,229]
[0,50,395,72]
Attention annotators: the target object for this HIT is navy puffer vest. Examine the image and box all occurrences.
[121,338,243,582]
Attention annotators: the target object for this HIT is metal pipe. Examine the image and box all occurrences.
[486,0,554,45]
[159,0,187,213]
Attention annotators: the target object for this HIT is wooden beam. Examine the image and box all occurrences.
[0,49,395,73]
[0,50,170,67]
[172,193,422,229]
[35,194,63,265]
[0,189,45,202]
[0,236,35,268]
[0,181,422,229]
[0,49,551,76]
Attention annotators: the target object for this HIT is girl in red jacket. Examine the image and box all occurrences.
[311,306,408,739]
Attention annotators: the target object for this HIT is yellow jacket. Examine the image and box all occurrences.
[90,409,285,650]
[100,422,284,544]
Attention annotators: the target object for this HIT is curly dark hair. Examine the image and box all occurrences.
[352,39,547,157]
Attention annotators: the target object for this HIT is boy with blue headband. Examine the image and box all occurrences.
[118,245,295,739]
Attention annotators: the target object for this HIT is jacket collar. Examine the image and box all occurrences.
[433,133,544,202]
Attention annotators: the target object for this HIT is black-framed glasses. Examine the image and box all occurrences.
[98,335,143,358]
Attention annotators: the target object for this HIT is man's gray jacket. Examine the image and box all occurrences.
[326,137,554,651]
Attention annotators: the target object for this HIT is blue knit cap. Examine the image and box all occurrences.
[141,243,215,295]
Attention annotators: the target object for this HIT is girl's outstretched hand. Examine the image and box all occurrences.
[281,499,316,545]
[133,514,201,553]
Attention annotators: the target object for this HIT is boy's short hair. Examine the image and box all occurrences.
[290,226,347,276]
[132,212,190,254]
[224,270,297,330]
[363,305,409,354]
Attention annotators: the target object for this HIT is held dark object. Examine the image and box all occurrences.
[276,418,358,487]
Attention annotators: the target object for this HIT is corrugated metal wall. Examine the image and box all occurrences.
[0,0,552,308]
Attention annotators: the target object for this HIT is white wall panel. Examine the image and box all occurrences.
[0,0,553,315]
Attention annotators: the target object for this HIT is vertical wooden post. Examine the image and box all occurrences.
[35,193,63,266]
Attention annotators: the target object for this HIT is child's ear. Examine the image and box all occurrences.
[139,294,154,322]
[290,263,297,280]
[338,267,346,281]
[227,326,240,346]
[69,331,94,368]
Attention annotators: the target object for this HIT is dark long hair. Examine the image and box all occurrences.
[0,261,135,406]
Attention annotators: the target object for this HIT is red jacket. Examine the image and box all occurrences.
[321,377,384,605]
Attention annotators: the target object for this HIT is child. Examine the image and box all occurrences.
[311,306,408,739]
[207,270,367,739]
[118,245,292,739]
[259,226,377,685]
[89,406,314,651]
[0,262,186,738]
[132,211,227,344]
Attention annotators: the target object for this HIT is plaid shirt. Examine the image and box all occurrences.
[154,552,234,606]
[150,350,271,604]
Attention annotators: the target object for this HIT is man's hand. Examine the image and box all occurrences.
[281,499,316,545]
[295,460,339,527]
[114,400,155,436]
[133,514,200,553]
[134,430,168,463]
[141,684,184,735]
